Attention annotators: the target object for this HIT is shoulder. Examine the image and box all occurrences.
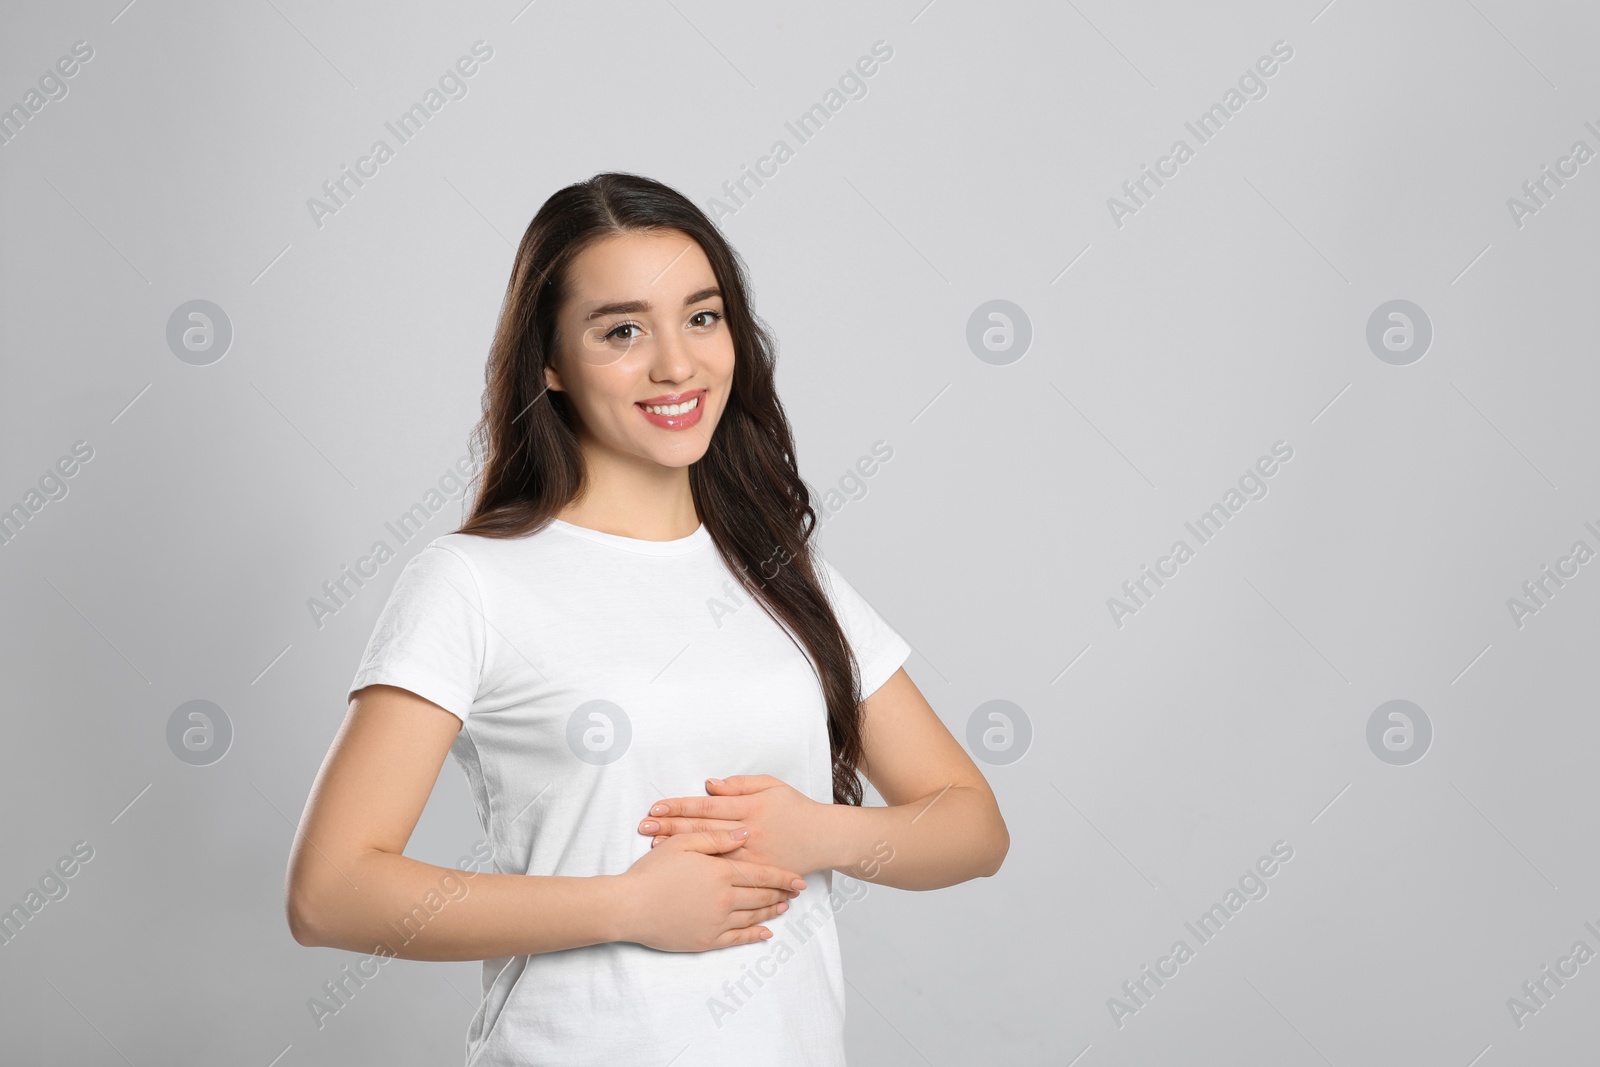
[409,524,576,586]
[811,551,898,626]
[424,526,559,568]
[418,533,482,568]
[812,552,848,593]
[812,554,870,618]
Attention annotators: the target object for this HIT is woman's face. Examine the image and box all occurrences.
[546,228,734,469]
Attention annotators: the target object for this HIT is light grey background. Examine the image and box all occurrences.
[3,0,1597,1063]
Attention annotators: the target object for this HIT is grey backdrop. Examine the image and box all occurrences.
[3,0,1597,1063]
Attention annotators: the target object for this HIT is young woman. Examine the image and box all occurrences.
[286,172,1009,1065]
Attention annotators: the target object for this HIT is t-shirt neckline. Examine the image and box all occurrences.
[548,517,712,556]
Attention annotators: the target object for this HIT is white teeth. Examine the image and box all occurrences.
[641,395,700,416]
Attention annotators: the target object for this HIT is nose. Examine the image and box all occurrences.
[648,325,695,384]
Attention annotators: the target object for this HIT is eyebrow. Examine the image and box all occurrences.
[585,286,723,320]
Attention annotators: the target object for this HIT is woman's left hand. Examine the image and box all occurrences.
[638,774,831,877]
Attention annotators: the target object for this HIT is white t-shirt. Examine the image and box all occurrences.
[347,517,911,1065]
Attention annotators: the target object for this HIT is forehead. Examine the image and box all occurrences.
[564,229,717,306]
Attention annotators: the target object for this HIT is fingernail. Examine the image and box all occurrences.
[733,827,750,840]
[650,804,668,816]
[791,878,806,891]
[639,820,658,832]
[707,777,724,787]
[759,928,772,939]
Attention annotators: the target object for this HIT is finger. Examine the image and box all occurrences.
[729,900,790,927]
[640,817,738,837]
[654,794,738,819]
[727,861,807,893]
[710,774,771,794]
[711,924,774,948]
[676,826,752,856]
[729,886,791,910]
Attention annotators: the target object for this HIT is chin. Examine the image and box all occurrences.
[630,438,709,467]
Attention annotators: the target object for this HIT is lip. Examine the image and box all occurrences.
[635,388,706,407]
[635,388,707,431]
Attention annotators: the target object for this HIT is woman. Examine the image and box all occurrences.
[286,172,1009,1065]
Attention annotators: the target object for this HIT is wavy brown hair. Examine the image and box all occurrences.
[453,171,872,807]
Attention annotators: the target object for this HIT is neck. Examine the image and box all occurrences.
[558,436,700,540]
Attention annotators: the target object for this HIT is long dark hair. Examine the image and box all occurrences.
[454,172,871,807]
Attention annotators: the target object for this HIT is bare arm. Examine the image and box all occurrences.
[818,667,1010,890]
[287,684,800,959]
[285,684,627,960]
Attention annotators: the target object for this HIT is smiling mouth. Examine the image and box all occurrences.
[634,389,707,431]
[635,390,704,415]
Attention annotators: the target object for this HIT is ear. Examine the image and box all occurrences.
[543,363,563,393]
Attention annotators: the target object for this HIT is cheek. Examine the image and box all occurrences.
[709,337,737,381]
[566,375,637,428]
[588,370,641,410]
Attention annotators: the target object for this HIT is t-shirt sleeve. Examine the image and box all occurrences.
[347,543,487,723]
[817,557,912,700]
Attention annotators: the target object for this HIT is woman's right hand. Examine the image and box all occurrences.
[612,826,806,952]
